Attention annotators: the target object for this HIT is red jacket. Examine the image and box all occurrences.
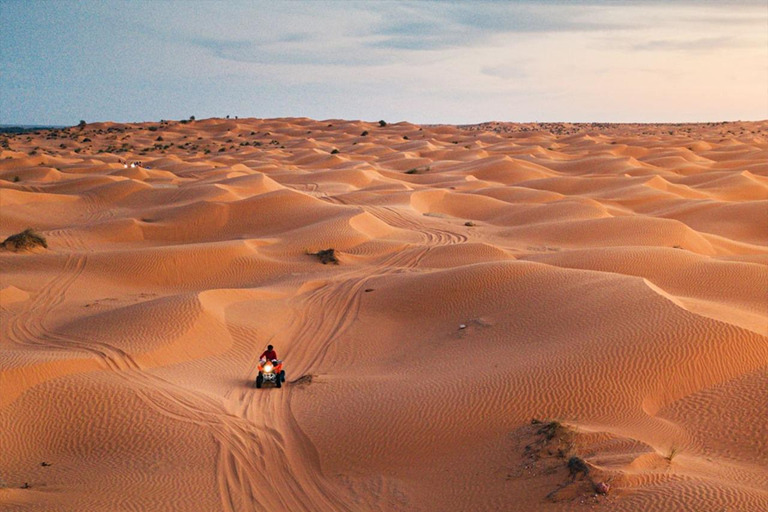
[260,349,277,361]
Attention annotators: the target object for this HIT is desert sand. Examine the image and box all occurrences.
[1,117,766,511]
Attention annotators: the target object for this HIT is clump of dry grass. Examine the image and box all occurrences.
[2,229,48,251]
[666,446,679,462]
[306,248,339,265]
[567,456,589,479]
[405,166,430,175]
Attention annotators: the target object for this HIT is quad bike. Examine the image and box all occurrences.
[256,359,285,389]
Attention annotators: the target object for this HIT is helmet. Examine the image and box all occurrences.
[267,344,273,350]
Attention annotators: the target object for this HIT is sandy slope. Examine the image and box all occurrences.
[1,118,766,512]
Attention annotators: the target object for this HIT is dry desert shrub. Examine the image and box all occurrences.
[2,229,48,251]
[666,446,679,462]
[306,248,339,265]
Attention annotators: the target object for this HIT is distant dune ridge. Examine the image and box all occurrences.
[1,117,766,511]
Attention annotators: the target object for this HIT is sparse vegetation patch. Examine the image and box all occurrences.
[2,229,48,251]
[665,446,679,462]
[307,248,339,265]
[518,419,613,503]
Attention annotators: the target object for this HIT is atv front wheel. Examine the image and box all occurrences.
[256,373,263,389]
[280,370,286,383]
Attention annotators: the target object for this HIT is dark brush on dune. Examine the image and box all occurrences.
[567,456,589,479]
[2,229,47,251]
[312,248,339,265]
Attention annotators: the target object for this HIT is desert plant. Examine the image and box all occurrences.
[78,120,86,129]
[360,130,369,136]
[535,420,565,442]
[189,115,195,121]
[309,248,339,265]
[567,456,589,479]
[2,229,48,251]
[13,176,19,182]
[665,446,679,462]
[331,149,339,154]
[148,126,158,132]
[378,120,387,127]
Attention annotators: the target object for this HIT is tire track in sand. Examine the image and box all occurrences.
[3,244,289,512]
[213,232,440,511]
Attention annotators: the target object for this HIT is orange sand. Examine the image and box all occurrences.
[1,118,766,511]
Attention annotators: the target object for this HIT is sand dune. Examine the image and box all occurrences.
[1,118,766,511]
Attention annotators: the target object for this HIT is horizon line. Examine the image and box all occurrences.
[3,116,767,130]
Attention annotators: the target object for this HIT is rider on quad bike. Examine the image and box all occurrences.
[260,345,277,362]
[256,345,286,388]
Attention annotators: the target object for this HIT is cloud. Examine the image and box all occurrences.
[631,37,753,53]
[363,2,632,52]
[479,65,528,80]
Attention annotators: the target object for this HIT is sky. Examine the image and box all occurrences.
[1,0,766,125]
